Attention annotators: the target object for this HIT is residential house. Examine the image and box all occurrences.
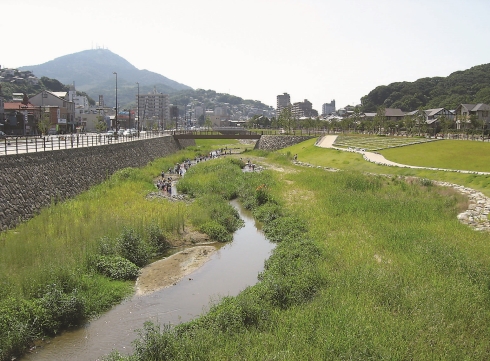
[3,101,41,135]
[29,91,76,133]
[454,103,490,130]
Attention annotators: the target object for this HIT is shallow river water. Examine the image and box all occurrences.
[22,200,274,361]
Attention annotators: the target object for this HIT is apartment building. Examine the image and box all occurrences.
[136,87,170,129]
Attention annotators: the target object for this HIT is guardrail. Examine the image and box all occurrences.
[0,131,171,156]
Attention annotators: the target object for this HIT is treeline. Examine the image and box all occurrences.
[361,63,490,112]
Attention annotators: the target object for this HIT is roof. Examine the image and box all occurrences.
[385,108,405,117]
[52,92,68,99]
[424,108,445,117]
[3,102,38,110]
[472,103,490,111]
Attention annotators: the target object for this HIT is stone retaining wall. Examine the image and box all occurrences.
[0,136,195,231]
[254,135,316,151]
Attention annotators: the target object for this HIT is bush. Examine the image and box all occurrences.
[253,202,283,223]
[262,216,307,243]
[94,255,140,281]
[35,284,85,334]
[145,222,170,254]
[200,221,232,243]
[117,228,151,267]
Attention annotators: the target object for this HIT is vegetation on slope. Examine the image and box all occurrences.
[361,63,490,111]
[0,143,243,361]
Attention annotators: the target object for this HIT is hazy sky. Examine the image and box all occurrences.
[2,0,490,111]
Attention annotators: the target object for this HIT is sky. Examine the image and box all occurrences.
[2,0,490,111]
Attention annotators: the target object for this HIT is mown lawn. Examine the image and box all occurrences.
[379,139,490,172]
[285,138,490,197]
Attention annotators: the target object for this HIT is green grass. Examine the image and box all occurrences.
[105,151,490,360]
[379,139,490,172]
[285,138,490,197]
[334,134,436,151]
[0,143,248,361]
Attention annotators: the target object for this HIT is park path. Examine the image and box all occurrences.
[316,135,490,175]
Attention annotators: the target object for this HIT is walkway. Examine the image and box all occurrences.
[316,135,490,175]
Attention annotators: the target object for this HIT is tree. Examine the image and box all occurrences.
[402,114,415,136]
[373,106,386,134]
[469,114,484,140]
[95,116,107,133]
[438,115,452,138]
[204,116,212,130]
[37,111,52,136]
[415,107,426,136]
[277,107,295,134]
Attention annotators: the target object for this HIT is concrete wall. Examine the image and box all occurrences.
[254,135,315,151]
[0,136,195,231]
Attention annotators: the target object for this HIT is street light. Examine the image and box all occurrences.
[136,82,140,133]
[113,72,118,131]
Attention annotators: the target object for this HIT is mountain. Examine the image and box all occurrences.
[361,63,490,112]
[19,49,192,107]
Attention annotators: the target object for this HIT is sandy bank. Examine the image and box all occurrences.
[135,245,217,296]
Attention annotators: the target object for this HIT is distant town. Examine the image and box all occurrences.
[0,65,489,137]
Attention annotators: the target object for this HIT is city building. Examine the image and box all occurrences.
[136,87,170,129]
[292,99,318,118]
[276,92,291,117]
[322,100,336,115]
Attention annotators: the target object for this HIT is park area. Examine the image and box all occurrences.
[3,137,490,361]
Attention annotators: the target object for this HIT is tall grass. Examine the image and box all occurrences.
[105,152,490,360]
[0,144,237,361]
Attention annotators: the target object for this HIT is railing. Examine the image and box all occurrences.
[0,131,171,156]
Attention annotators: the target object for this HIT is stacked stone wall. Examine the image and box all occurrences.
[254,135,316,151]
[0,136,195,231]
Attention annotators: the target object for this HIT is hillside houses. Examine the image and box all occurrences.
[0,67,39,85]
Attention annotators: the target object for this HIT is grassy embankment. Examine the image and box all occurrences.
[105,138,490,360]
[0,139,245,361]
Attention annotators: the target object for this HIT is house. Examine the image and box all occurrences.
[29,91,76,133]
[3,101,41,135]
[423,108,454,125]
[362,108,405,122]
[454,104,490,129]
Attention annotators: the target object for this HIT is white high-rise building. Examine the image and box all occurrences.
[322,100,336,115]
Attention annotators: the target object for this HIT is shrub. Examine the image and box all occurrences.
[200,221,232,243]
[35,284,85,334]
[253,202,283,224]
[94,255,140,281]
[145,222,170,254]
[116,228,151,267]
[262,216,307,243]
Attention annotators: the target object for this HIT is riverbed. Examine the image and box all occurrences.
[22,200,274,361]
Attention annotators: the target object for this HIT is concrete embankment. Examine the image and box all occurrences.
[0,136,195,231]
[254,135,316,151]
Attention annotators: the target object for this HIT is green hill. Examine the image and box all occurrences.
[361,63,490,112]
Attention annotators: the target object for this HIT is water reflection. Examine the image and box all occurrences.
[23,200,274,361]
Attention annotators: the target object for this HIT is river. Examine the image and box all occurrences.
[22,200,274,361]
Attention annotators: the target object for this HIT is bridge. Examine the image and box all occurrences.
[172,127,263,140]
